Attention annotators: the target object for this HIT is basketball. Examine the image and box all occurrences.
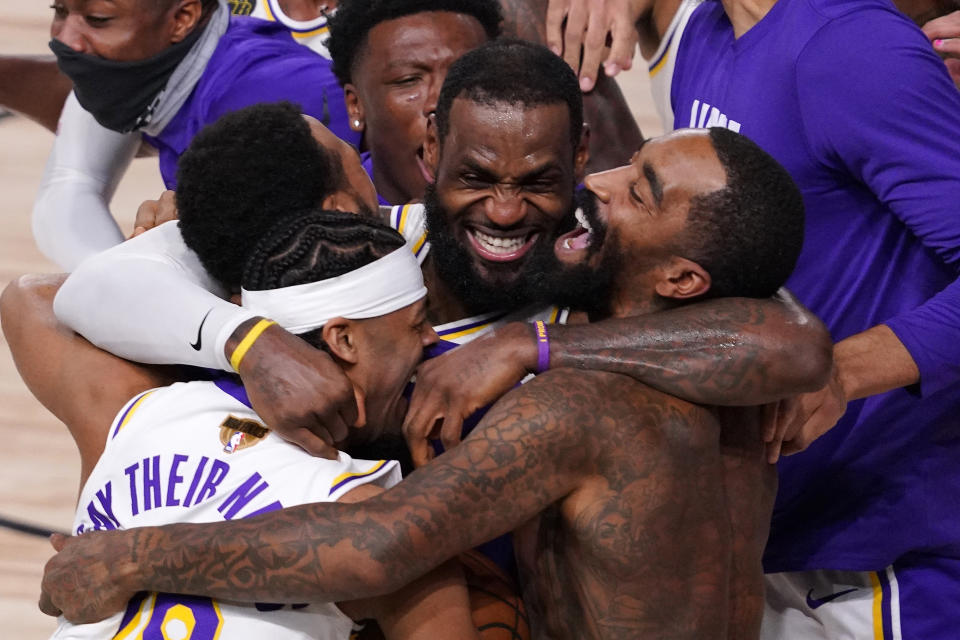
[460,551,531,640]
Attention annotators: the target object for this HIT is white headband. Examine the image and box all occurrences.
[241,247,427,335]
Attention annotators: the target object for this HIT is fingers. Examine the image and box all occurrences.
[288,427,339,460]
[922,11,960,41]
[39,589,61,617]
[563,0,590,74]
[403,388,442,468]
[579,9,609,91]
[546,0,570,56]
[604,15,638,75]
[933,37,960,59]
[439,411,465,453]
[131,199,159,239]
[155,190,178,226]
[49,532,68,552]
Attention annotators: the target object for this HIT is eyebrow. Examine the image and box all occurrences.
[643,161,663,208]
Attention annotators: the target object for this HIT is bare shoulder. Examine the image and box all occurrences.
[485,368,719,455]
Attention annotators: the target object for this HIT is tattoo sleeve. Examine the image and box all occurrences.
[550,290,833,405]
[126,377,593,603]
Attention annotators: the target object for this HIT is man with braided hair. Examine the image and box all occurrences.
[3,210,484,639]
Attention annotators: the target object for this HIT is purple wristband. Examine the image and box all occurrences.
[534,320,550,374]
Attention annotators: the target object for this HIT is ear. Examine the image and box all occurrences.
[321,191,360,214]
[344,85,365,133]
[421,113,439,184]
[574,123,591,183]
[654,257,712,301]
[170,0,203,43]
[321,318,361,364]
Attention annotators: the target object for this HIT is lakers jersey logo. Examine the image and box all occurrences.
[228,0,257,16]
[219,415,269,453]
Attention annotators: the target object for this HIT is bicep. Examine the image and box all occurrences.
[372,381,589,565]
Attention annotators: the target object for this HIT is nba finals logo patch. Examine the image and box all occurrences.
[228,0,257,16]
[219,415,269,453]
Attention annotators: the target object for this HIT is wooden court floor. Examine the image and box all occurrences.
[0,1,662,635]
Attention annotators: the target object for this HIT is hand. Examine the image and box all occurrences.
[40,531,137,623]
[236,323,361,459]
[763,366,847,463]
[923,10,960,89]
[545,0,642,91]
[403,323,536,467]
[130,190,178,239]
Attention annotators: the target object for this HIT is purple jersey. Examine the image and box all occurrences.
[144,16,359,189]
[673,0,960,572]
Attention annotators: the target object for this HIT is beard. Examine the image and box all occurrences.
[424,185,621,317]
[547,190,621,319]
[423,183,572,314]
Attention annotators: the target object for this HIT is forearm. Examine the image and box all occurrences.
[32,92,139,269]
[835,325,919,401]
[123,506,410,604]
[0,55,72,133]
[549,292,833,404]
[54,223,254,369]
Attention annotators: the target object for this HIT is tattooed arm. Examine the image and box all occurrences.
[500,0,643,171]
[404,290,832,464]
[546,289,832,404]
[41,371,600,623]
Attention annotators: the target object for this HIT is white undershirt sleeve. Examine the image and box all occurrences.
[32,92,140,270]
[53,221,256,370]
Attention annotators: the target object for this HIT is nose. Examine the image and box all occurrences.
[583,170,615,203]
[422,326,440,347]
[484,185,528,228]
[422,73,443,119]
[52,17,91,54]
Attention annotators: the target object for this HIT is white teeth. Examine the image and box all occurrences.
[472,229,526,254]
[574,207,593,232]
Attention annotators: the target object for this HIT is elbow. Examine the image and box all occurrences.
[779,314,833,394]
[1,274,64,346]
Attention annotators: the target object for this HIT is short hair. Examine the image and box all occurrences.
[677,127,805,299]
[242,209,407,349]
[435,40,583,150]
[143,0,219,17]
[176,102,345,289]
[327,0,503,87]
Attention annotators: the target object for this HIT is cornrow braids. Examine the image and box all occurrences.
[327,0,502,87]
[242,209,406,292]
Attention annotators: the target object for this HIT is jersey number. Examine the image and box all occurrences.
[114,593,223,640]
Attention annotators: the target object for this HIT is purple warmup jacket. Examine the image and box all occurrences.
[673,0,960,572]
[144,16,359,189]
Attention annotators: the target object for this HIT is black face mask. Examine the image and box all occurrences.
[50,24,204,133]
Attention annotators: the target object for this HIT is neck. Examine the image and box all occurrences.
[276,0,337,21]
[420,257,479,325]
[638,0,684,59]
[372,156,415,206]
[721,0,777,38]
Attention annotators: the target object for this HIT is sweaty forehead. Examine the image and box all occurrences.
[637,131,727,199]
[360,12,487,68]
[443,99,573,167]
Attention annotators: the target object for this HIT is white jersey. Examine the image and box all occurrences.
[386,203,570,345]
[241,0,332,57]
[644,0,704,131]
[52,379,400,640]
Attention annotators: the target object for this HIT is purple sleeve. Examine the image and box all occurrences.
[206,53,359,147]
[796,10,960,396]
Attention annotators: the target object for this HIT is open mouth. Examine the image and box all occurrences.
[467,227,538,262]
[415,145,433,183]
[555,207,599,261]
